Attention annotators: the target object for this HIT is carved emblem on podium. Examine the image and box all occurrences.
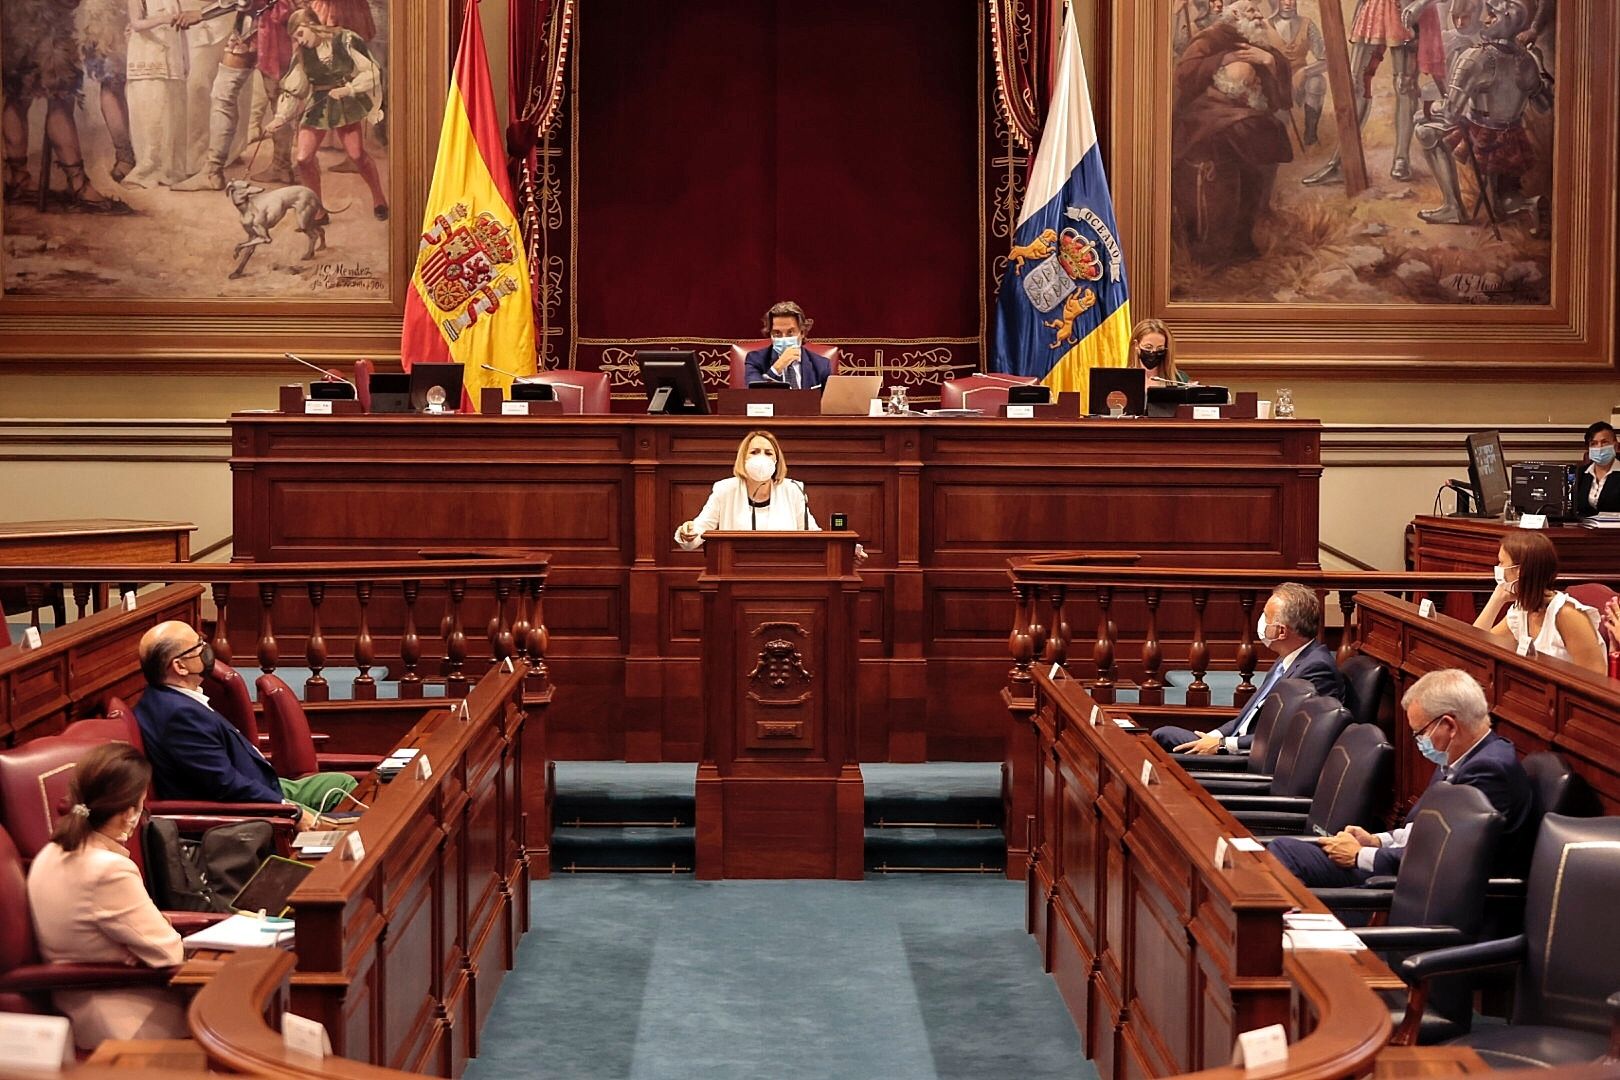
[747,638,813,690]
[745,621,814,738]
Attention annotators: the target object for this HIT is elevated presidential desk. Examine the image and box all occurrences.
[229,414,1321,761]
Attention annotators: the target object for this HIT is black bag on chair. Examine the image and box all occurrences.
[144,818,275,913]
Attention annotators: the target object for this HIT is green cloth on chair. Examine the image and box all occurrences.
[279,772,359,815]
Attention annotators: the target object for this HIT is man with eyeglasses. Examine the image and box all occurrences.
[133,621,355,827]
[1269,668,1537,888]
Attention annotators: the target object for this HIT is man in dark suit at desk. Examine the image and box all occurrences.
[134,621,355,825]
[743,300,833,389]
[1152,583,1345,754]
[1270,668,1538,887]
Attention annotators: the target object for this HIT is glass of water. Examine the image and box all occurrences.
[1275,388,1295,419]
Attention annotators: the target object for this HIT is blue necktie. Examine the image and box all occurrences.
[1233,661,1285,737]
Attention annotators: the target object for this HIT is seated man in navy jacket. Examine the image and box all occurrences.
[133,621,356,823]
[1152,583,1346,754]
[743,300,833,389]
[1270,668,1539,887]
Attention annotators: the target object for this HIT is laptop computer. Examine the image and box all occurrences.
[819,374,882,416]
[1088,368,1146,417]
[230,853,314,918]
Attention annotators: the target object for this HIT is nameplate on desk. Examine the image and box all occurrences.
[340,831,365,862]
[0,1012,73,1069]
[1140,761,1157,785]
[1006,404,1035,419]
[417,754,433,780]
[1418,598,1435,618]
[746,403,775,418]
[459,699,471,721]
[1192,405,1222,420]
[20,626,42,650]
[502,656,515,673]
[1232,1024,1289,1071]
[303,399,333,415]
[1214,836,1231,869]
[282,1012,332,1059]
[1090,704,1102,726]
[121,590,138,611]
[1518,513,1548,529]
[501,401,529,416]
[1048,661,1062,681]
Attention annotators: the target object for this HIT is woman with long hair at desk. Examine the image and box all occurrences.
[1473,529,1606,675]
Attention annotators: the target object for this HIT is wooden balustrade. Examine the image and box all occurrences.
[1004,555,1620,707]
[0,554,551,706]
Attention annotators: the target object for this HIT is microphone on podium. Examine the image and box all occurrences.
[285,352,356,389]
[480,363,538,383]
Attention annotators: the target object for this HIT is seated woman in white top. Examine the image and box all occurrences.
[676,430,816,548]
[25,743,186,1050]
[1473,528,1605,674]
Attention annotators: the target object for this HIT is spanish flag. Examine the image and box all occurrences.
[401,1,536,397]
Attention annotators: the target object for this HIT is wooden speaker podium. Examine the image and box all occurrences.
[695,531,864,879]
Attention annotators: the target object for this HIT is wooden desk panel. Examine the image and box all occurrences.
[1410,516,1620,621]
[231,415,1321,761]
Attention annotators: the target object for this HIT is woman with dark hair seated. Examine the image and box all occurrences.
[25,744,186,1050]
[1473,528,1605,675]
[1577,421,1620,515]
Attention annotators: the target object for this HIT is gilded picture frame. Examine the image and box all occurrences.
[1111,0,1617,372]
[0,0,448,369]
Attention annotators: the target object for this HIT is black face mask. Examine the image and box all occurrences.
[198,643,215,671]
[1138,348,1167,371]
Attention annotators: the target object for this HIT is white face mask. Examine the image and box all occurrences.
[744,455,776,483]
[1493,565,1508,586]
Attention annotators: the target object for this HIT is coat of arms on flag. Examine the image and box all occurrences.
[415,203,522,342]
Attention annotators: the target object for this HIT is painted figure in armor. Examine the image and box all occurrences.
[173,0,296,191]
[1269,0,1327,145]
[1174,0,1225,53]
[1414,0,1552,227]
[1,0,121,209]
[1302,0,1447,185]
[266,7,388,220]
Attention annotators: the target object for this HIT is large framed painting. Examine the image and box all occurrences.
[1111,0,1617,371]
[0,0,448,367]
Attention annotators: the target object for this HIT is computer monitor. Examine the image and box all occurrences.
[1007,385,1051,405]
[1088,368,1146,417]
[408,362,465,413]
[511,381,556,402]
[368,372,411,414]
[1465,430,1510,518]
[637,350,710,415]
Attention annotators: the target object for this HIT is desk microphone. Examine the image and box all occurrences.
[480,363,538,383]
[285,351,356,389]
[793,479,810,531]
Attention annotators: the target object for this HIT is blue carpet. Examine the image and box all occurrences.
[466,876,1089,1080]
[1113,669,1244,707]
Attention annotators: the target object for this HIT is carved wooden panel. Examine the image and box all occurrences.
[738,609,823,755]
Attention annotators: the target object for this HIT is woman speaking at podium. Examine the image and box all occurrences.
[675,431,817,549]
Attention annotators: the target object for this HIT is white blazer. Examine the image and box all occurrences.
[26,832,186,1049]
[675,476,820,550]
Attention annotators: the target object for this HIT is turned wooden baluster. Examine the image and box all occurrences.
[72,584,92,621]
[1336,589,1358,664]
[1028,588,1048,678]
[524,576,551,690]
[302,583,329,701]
[1007,584,1035,695]
[511,578,532,661]
[399,580,423,699]
[1233,590,1259,709]
[23,583,45,629]
[1187,587,1211,707]
[445,578,469,696]
[491,578,515,663]
[1042,586,1070,672]
[1140,587,1165,706]
[210,583,233,664]
[352,582,377,700]
[1092,586,1116,704]
[256,583,279,675]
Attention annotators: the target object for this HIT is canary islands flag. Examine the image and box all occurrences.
[991,7,1130,404]
[401,1,536,396]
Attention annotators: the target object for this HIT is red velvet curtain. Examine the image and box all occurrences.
[569,0,982,341]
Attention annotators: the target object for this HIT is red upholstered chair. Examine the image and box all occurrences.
[255,674,385,781]
[354,357,375,413]
[727,340,843,389]
[0,733,112,867]
[937,373,1039,411]
[0,823,177,1019]
[0,617,10,648]
[517,370,612,414]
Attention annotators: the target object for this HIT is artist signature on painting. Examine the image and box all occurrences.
[1440,273,1521,304]
[311,262,384,292]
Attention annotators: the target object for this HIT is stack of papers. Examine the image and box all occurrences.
[1578,515,1620,529]
[183,913,295,951]
[376,746,420,781]
[1282,911,1365,951]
